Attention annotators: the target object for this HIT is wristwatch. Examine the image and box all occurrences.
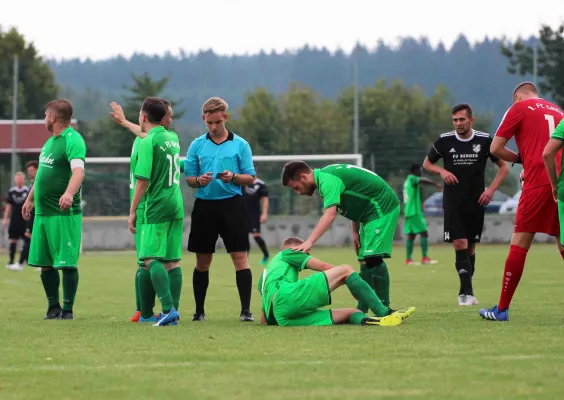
[231,174,237,183]
[196,176,201,187]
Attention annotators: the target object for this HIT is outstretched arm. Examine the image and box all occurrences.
[419,177,442,188]
[290,207,337,253]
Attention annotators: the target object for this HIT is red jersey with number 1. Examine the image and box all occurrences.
[495,98,564,190]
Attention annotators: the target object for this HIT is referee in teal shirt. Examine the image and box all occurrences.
[185,97,256,322]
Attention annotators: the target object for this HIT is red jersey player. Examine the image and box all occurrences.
[479,82,564,321]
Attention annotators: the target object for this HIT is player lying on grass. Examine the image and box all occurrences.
[257,237,415,327]
[281,162,401,316]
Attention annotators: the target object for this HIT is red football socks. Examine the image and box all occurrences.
[560,250,564,260]
[498,245,528,311]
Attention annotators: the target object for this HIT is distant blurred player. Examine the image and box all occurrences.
[424,104,509,307]
[257,236,414,327]
[281,162,402,314]
[480,82,564,321]
[402,164,442,265]
[22,161,38,266]
[3,172,30,271]
[243,169,270,265]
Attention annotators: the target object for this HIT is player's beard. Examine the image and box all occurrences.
[304,184,315,196]
[456,127,470,136]
[46,121,53,133]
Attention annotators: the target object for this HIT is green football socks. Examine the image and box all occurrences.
[371,262,390,307]
[148,260,174,314]
[421,237,429,258]
[406,239,414,260]
[356,263,371,313]
[168,267,183,310]
[62,269,79,312]
[138,267,156,319]
[135,266,142,312]
[40,268,60,308]
[346,272,389,317]
[349,312,367,325]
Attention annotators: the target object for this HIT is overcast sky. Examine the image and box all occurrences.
[2,0,563,60]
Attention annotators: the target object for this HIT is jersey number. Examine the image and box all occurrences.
[167,154,181,187]
[545,114,556,137]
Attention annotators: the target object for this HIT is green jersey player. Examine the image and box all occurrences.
[281,161,407,314]
[22,100,86,320]
[257,237,413,327]
[111,99,182,323]
[543,117,564,245]
[402,164,442,265]
[129,97,184,327]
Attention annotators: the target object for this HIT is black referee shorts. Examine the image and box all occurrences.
[188,195,249,254]
[443,205,484,243]
[8,220,26,240]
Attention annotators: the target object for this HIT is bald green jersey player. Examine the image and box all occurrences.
[129,97,184,327]
[403,163,442,265]
[257,237,413,327]
[281,161,403,313]
[22,100,86,320]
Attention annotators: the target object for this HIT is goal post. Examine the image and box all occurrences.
[84,153,363,166]
[83,153,363,218]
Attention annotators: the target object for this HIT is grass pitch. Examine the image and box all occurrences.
[2,244,564,399]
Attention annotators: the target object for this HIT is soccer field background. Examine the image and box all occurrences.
[2,244,564,399]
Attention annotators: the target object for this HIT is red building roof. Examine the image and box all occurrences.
[0,120,78,153]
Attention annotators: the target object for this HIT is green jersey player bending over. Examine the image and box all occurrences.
[258,237,414,326]
[281,161,412,316]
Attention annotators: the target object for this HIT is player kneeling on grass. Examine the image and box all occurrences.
[257,237,415,327]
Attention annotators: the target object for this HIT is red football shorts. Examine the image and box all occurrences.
[514,184,559,236]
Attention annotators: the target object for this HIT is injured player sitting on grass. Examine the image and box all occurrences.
[257,237,416,327]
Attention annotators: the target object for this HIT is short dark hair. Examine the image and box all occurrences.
[452,104,473,118]
[409,164,421,174]
[159,98,171,108]
[142,97,167,123]
[46,99,73,123]
[25,160,38,169]
[281,161,312,186]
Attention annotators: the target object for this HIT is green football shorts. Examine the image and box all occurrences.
[358,204,400,261]
[404,214,428,235]
[134,208,145,266]
[272,272,333,327]
[138,218,183,262]
[28,214,82,268]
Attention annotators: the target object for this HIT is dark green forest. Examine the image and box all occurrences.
[49,35,537,128]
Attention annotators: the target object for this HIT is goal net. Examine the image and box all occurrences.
[84,154,362,217]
